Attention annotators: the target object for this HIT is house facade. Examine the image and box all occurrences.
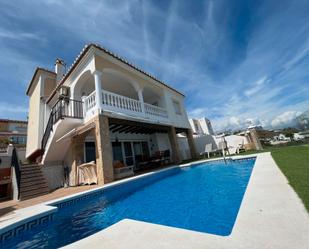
[189,118,214,135]
[26,44,197,189]
[0,119,27,147]
[0,119,27,163]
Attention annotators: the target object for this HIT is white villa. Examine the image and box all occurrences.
[25,44,197,192]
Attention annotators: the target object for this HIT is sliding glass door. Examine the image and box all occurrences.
[123,142,134,166]
[112,141,150,167]
[112,142,124,164]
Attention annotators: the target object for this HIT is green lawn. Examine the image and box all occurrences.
[242,144,309,212]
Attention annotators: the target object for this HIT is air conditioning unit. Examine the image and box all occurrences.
[59,86,70,98]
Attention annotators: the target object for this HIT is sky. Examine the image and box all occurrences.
[0,0,308,132]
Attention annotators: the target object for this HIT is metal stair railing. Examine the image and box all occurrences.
[41,98,83,151]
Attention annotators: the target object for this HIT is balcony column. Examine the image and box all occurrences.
[93,70,103,112]
[138,88,145,114]
[168,126,181,164]
[186,129,198,159]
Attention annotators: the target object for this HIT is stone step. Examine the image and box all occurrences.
[20,176,45,184]
[20,178,47,187]
[20,187,49,196]
[18,163,49,201]
[20,171,43,179]
[21,163,42,167]
[20,169,43,175]
[20,182,49,192]
[20,189,50,200]
[20,165,42,171]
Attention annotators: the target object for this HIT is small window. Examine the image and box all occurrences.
[173,100,182,115]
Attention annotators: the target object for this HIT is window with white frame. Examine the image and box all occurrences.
[172,100,182,115]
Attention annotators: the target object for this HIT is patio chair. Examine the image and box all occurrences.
[201,143,215,158]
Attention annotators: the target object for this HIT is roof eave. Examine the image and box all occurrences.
[26,68,56,96]
[46,43,185,103]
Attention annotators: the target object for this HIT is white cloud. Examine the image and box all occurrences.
[271,111,302,128]
[188,107,208,119]
[244,76,268,97]
[0,28,43,41]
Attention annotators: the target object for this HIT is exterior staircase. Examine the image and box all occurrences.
[19,164,50,200]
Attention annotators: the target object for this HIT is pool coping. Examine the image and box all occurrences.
[0,154,255,241]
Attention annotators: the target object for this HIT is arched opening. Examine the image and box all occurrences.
[142,86,165,108]
[102,69,139,100]
[72,69,141,101]
[72,70,94,100]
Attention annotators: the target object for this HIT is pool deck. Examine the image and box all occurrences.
[63,153,309,249]
[0,185,98,218]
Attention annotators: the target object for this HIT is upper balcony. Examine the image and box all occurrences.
[71,69,172,125]
[84,89,168,122]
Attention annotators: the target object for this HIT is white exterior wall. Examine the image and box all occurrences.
[219,135,249,154]
[17,147,26,164]
[193,135,218,155]
[186,134,249,156]
[189,118,214,135]
[42,163,64,190]
[199,118,214,135]
[163,90,190,129]
[26,77,45,158]
[154,133,171,152]
[0,145,13,169]
[177,136,190,161]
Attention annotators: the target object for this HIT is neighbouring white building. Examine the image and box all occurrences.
[185,119,263,157]
[293,133,305,141]
[189,117,214,135]
[25,43,197,192]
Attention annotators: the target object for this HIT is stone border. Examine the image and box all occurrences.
[0,205,56,242]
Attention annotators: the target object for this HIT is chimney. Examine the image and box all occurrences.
[55,58,66,82]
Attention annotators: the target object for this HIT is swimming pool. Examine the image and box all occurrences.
[2,158,255,248]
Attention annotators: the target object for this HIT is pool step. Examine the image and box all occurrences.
[19,164,50,201]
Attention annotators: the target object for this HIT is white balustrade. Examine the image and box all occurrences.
[84,91,96,113]
[102,90,142,113]
[83,90,168,122]
[144,103,168,118]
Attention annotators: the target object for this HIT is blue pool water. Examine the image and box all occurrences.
[4,158,255,248]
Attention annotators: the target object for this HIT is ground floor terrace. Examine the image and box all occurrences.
[51,114,197,188]
[1,152,308,248]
